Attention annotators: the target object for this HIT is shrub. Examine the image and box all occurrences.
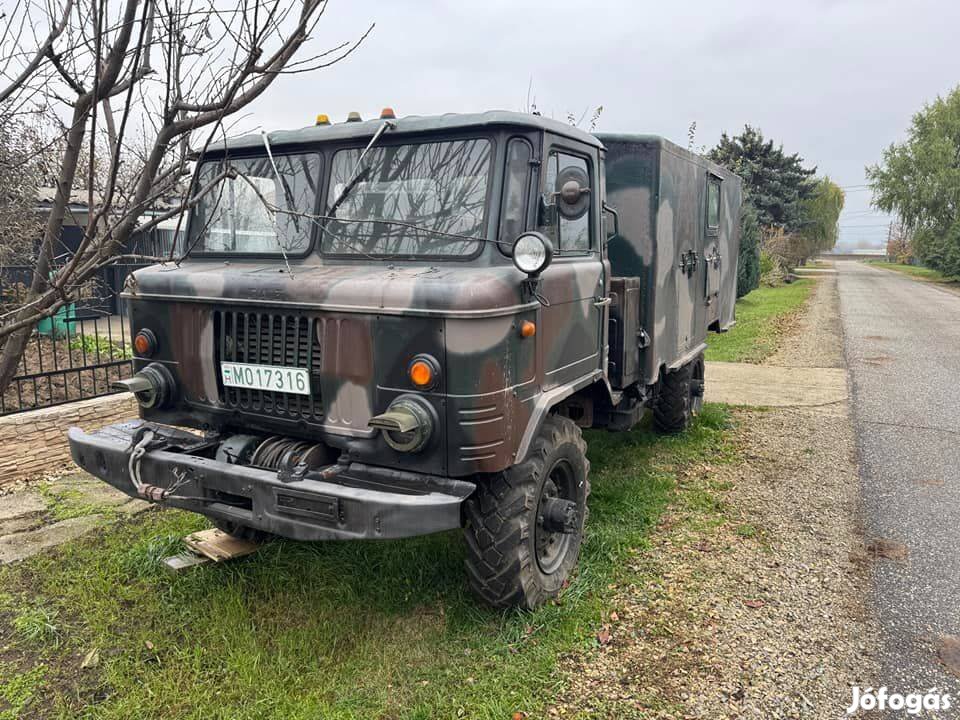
[913,221,960,279]
[737,203,761,297]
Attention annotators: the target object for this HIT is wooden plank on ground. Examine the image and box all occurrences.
[162,552,212,574]
[182,528,259,562]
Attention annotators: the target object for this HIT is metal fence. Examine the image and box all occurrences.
[0,226,180,415]
[0,264,146,415]
[0,287,135,416]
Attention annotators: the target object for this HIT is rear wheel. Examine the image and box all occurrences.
[212,518,272,544]
[652,353,705,433]
[463,415,590,609]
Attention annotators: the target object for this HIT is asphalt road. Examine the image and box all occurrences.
[836,261,960,690]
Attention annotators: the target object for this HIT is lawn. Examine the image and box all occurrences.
[705,279,813,363]
[865,259,960,284]
[0,408,736,720]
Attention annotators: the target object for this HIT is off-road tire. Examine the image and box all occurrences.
[652,353,705,434]
[212,518,272,544]
[463,415,590,610]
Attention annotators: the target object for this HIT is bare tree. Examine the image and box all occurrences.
[886,219,913,264]
[0,119,49,268]
[0,0,370,394]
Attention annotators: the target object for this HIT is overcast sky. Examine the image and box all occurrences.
[243,0,960,250]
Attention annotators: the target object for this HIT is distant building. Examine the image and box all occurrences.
[1,189,187,317]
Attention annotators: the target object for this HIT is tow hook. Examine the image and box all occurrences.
[539,497,579,534]
[127,429,174,501]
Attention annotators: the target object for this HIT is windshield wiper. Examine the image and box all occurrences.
[328,166,371,218]
[329,119,396,217]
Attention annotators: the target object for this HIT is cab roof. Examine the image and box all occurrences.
[212,110,604,155]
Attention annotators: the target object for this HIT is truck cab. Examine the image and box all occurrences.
[68,110,741,609]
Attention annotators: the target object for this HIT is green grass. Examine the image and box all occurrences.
[11,605,60,646]
[67,334,132,360]
[37,484,118,522]
[0,408,736,720]
[705,280,813,363]
[0,665,48,720]
[865,259,960,283]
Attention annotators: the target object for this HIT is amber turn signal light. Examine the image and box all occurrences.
[409,360,433,388]
[520,321,536,338]
[134,329,157,357]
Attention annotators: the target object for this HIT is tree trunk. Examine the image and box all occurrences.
[0,101,90,395]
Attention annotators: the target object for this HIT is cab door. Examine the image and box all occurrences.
[538,142,606,390]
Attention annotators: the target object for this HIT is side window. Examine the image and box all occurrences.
[707,177,721,231]
[499,138,532,252]
[541,151,592,253]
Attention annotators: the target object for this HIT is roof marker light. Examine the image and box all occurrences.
[380,107,396,120]
[346,111,362,122]
[315,114,330,126]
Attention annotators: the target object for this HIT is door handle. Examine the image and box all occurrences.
[679,250,698,276]
[594,297,612,308]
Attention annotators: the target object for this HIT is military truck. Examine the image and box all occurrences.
[68,110,741,609]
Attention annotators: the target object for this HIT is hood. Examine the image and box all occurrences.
[128,260,532,318]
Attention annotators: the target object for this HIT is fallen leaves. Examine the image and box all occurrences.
[743,599,766,609]
[938,635,960,677]
[596,625,612,646]
[866,538,909,561]
[80,647,100,669]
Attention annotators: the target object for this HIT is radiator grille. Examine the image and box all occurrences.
[215,310,323,421]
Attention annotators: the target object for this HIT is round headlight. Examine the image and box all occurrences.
[512,232,554,276]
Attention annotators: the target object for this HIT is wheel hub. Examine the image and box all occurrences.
[540,497,579,533]
[534,461,578,575]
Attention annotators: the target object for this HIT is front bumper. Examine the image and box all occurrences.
[67,421,475,541]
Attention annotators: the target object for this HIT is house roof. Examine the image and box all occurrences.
[36,187,101,209]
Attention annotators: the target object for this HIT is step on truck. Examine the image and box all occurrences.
[68,110,741,609]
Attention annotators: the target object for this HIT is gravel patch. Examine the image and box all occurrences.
[766,275,844,368]
[551,406,880,719]
[551,272,880,718]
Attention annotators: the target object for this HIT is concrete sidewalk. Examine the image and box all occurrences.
[0,474,148,564]
[704,361,848,412]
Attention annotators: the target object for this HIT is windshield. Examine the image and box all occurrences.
[321,138,492,257]
[188,153,320,255]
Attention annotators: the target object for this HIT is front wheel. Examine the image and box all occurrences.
[463,415,590,610]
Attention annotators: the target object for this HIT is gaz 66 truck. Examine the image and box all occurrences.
[68,110,741,609]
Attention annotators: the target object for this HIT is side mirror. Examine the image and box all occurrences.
[560,180,584,205]
[555,167,590,220]
[603,202,620,242]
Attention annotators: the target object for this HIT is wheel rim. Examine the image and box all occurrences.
[535,459,576,575]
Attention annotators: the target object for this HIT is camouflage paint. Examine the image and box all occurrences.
[96,113,739,492]
[597,134,742,386]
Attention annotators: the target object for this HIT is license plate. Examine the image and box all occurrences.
[220,362,310,395]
